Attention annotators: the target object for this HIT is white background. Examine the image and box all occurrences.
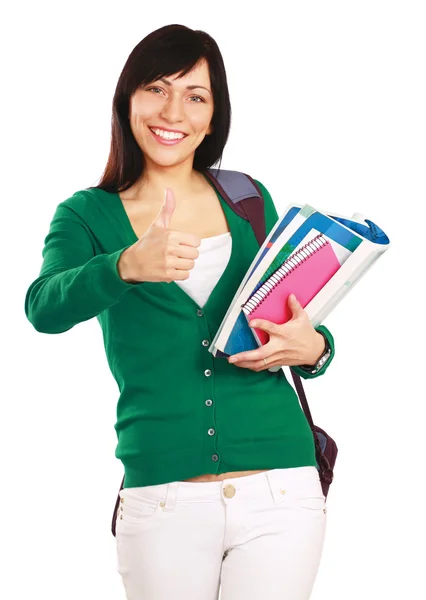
[2,1,425,598]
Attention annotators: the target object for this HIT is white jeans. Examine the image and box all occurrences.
[115,466,327,600]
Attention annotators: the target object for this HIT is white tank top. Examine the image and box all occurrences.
[175,232,232,308]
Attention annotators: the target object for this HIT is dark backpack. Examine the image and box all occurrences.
[111,168,337,537]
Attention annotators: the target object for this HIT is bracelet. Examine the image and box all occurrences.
[298,332,331,374]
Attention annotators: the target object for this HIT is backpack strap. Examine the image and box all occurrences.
[203,168,266,247]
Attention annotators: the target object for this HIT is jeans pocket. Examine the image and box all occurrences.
[275,470,326,511]
[297,494,326,511]
[294,479,326,511]
[117,489,161,524]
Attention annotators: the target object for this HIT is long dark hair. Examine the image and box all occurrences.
[94,24,231,193]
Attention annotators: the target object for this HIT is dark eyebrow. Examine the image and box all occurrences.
[158,77,211,95]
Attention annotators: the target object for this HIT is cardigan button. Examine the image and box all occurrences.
[208,428,215,436]
[204,369,212,377]
[205,399,213,406]
[202,340,209,347]
[212,454,219,462]
[197,309,204,317]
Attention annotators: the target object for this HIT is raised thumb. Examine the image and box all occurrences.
[154,188,176,229]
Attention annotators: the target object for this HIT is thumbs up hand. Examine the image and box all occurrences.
[117,188,201,284]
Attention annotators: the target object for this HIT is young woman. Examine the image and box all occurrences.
[25,24,335,600]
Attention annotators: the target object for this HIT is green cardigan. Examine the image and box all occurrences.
[25,175,335,488]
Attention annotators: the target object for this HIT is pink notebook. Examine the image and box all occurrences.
[241,234,341,345]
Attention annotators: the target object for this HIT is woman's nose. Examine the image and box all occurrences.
[160,95,185,123]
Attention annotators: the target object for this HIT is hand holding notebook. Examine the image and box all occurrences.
[242,234,341,346]
[209,203,390,356]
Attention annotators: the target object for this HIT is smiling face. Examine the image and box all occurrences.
[129,59,214,170]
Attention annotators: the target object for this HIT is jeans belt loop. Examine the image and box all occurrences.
[164,481,179,511]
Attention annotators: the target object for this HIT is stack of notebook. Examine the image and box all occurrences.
[209,204,390,357]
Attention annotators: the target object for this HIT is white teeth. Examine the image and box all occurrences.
[151,128,185,140]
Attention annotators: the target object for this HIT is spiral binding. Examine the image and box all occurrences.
[242,234,329,315]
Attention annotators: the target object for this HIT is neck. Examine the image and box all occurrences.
[131,158,205,203]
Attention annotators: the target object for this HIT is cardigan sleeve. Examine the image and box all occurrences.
[24,200,142,334]
[253,179,335,377]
